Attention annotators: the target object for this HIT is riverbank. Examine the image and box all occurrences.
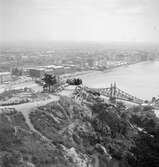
[61,61,144,80]
[61,70,95,80]
[102,60,149,73]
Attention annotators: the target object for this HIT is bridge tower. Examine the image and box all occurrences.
[109,82,117,103]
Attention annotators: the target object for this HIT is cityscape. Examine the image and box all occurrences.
[0,0,159,167]
[0,42,159,84]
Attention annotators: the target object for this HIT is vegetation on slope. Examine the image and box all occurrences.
[128,106,159,167]
[0,95,159,167]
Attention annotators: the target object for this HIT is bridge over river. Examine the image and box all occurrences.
[93,82,145,104]
[73,82,145,105]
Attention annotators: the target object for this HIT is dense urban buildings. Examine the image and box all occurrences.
[0,43,159,77]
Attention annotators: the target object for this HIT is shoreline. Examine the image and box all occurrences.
[61,60,145,79]
[102,60,149,73]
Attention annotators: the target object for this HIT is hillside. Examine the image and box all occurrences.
[0,93,159,167]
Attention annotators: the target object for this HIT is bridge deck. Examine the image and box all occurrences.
[92,87,144,104]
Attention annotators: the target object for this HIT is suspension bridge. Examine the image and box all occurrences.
[73,83,145,104]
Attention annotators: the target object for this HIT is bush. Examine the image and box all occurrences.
[66,78,82,85]
[1,151,22,167]
[0,127,22,150]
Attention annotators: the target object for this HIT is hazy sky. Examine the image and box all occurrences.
[0,0,159,43]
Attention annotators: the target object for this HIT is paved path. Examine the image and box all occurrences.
[0,95,59,142]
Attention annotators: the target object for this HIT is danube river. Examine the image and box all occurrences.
[79,61,159,100]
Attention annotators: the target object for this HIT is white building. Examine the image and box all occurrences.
[0,72,12,84]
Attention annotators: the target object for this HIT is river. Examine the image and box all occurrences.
[79,61,159,100]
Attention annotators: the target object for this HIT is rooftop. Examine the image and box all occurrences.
[39,65,64,69]
[0,72,11,75]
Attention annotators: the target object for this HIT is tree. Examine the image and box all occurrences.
[130,132,159,167]
[2,151,22,167]
[116,102,126,116]
[42,74,57,92]
[66,78,82,85]
[12,67,23,76]
[152,97,156,103]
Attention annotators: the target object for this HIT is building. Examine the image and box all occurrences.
[0,72,12,84]
[29,68,45,78]
[41,65,65,75]
[27,64,70,79]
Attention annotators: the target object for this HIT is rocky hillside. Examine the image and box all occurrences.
[0,94,159,167]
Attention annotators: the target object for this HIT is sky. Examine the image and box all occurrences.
[0,0,159,43]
